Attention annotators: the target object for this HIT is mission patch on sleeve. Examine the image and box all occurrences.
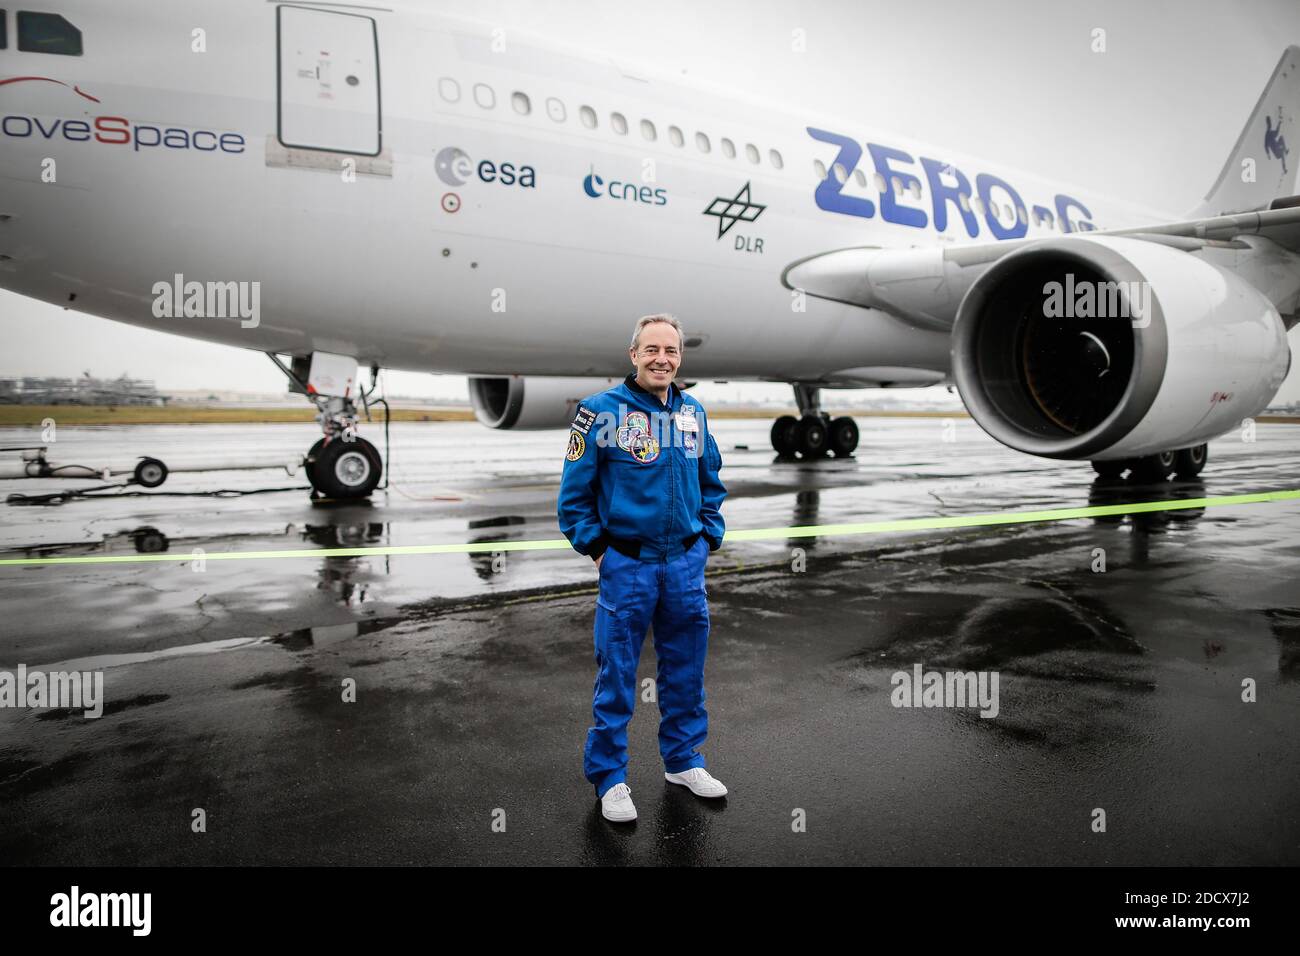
[571,403,597,435]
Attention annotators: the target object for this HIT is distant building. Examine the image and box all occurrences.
[0,373,168,405]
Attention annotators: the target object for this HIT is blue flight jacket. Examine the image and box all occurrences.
[558,373,726,562]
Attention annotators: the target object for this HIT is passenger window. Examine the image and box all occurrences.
[853,168,866,188]
[438,77,461,103]
[668,125,684,147]
[695,131,711,153]
[611,112,628,135]
[18,11,82,55]
[640,118,656,141]
[813,159,827,180]
[546,97,565,122]
[511,91,531,115]
[872,172,887,193]
[769,148,784,169]
[473,83,495,109]
[744,143,759,164]
[721,137,736,158]
[958,193,971,213]
[579,105,597,129]
[832,162,847,184]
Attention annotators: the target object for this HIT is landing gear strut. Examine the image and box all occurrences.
[269,352,384,499]
[770,384,859,459]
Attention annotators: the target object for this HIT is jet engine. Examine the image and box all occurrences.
[951,236,1290,460]
[468,376,621,429]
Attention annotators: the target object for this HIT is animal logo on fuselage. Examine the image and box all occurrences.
[1265,107,1290,174]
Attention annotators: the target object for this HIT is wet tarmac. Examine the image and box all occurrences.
[1,417,1298,865]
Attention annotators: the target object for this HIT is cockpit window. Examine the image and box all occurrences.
[17,11,82,55]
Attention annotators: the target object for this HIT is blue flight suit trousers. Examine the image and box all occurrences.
[585,536,711,798]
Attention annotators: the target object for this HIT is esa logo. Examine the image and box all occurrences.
[583,166,667,205]
[435,146,536,187]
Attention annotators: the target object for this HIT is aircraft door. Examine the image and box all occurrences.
[276,5,381,155]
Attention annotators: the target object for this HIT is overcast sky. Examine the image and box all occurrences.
[3,0,1299,403]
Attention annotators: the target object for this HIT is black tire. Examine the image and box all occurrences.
[1173,443,1208,479]
[795,415,829,458]
[770,415,799,456]
[311,436,382,498]
[133,457,168,488]
[131,527,169,553]
[304,437,327,492]
[1091,459,1127,479]
[828,416,859,457]
[1130,450,1177,483]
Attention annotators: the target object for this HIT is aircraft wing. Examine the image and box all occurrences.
[781,203,1300,334]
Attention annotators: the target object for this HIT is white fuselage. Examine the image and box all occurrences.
[0,0,1171,384]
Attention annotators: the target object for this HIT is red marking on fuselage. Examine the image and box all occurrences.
[0,75,101,103]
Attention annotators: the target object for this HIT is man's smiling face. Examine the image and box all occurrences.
[630,321,682,391]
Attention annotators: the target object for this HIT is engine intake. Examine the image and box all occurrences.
[951,236,1289,460]
[468,375,621,430]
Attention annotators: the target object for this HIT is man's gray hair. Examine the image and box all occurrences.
[630,313,684,351]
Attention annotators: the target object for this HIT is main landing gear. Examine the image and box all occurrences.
[1091,443,1208,482]
[268,352,385,499]
[770,384,860,459]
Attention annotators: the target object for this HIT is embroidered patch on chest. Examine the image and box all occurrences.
[617,411,661,463]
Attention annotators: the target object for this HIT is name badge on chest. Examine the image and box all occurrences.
[674,411,698,432]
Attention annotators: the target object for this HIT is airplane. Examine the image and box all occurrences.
[1,1,1297,499]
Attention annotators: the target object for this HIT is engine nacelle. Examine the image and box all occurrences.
[468,375,621,429]
[951,236,1291,460]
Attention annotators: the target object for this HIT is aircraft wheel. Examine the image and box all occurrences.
[1173,443,1208,479]
[796,415,829,458]
[771,415,799,456]
[304,438,328,493]
[311,437,383,499]
[1130,450,1177,483]
[828,416,859,457]
[1091,459,1127,479]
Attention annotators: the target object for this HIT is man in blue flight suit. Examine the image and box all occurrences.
[557,313,728,823]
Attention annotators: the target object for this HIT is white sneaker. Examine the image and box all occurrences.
[600,783,637,822]
[664,767,728,798]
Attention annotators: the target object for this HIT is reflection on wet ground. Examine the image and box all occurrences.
[0,419,1297,864]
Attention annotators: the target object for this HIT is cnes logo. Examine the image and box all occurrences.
[50,886,151,936]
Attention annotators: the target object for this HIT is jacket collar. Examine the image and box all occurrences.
[623,371,680,410]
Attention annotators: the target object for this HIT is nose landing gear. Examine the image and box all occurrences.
[269,352,385,500]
